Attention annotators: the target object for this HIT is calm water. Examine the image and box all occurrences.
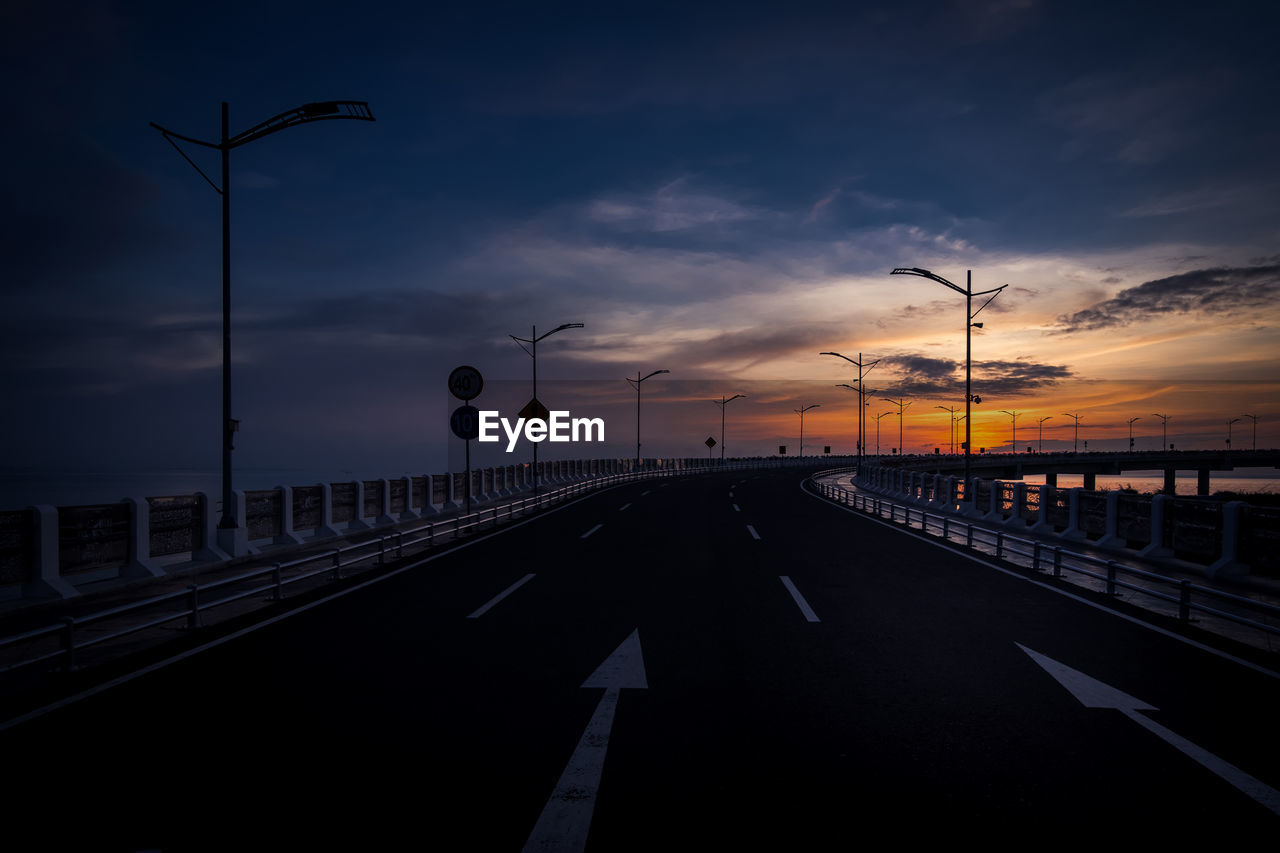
[1020,468,1280,496]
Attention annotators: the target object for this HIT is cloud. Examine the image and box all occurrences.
[1053,264,1280,333]
[872,353,1071,398]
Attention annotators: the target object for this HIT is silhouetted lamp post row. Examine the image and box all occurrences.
[794,405,820,457]
[820,351,879,466]
[150,100,375,546]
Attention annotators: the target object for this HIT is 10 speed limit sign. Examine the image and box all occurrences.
[448,365,483,401]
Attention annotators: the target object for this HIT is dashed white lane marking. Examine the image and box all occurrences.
[779,576,820,622]
[581,524,603,539]
[641,490,651,496]
[619,503,631,511]
[468,573,536,619]
[746,524,761,540]
[732,504,740,512]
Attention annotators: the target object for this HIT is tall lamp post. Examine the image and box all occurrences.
[936,405,960,455]
[795,404,820,457]
[880,396,912,455]
[874,411,893,457]
[712,394,746,463]
[1037,416,1053,453]
[820,352,879,468]
[628,369,669,469]
[511,323,584,491]
[151,100,375,551]
[1062,412,1083,453]
[1152,413,1170,451]
[891,268,1006,487]
[1243,413,1259,451]
[1227,417,1241,452]
[1000,410,1020,454]
[1127,417,1142,451]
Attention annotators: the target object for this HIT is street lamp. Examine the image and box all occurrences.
[151,100,375,552]
[628,369,669,468]
[1127,417,1142,451]
[1062,412,1083,453]
[712,394,746,462]
[1037,416,1053,453]
[890,268,1006,485]
[1152,413,1170,451]
[998,409,1018,450]
[936,405,961,455]
[821,352,879,468]
[874,411,893,457]
[1243,413,1259,451]
[880,396,912,456]
[511,323,584,491]
[1227,417,1241,452]
[794,404,820,457]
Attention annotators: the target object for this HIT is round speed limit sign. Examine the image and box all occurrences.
[450,405,480,440]
[448,365,484,401]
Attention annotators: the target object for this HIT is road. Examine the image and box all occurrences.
[3,466,1278,849]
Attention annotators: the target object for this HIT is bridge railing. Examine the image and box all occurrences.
[850,461,1277,578]
[1,456,842,679]
[810,475,1280,647]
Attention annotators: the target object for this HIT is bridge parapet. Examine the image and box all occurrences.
[854,459,1278,578]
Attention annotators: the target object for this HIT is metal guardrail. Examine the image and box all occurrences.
[0,458,818,682]
[808,469,1280,646]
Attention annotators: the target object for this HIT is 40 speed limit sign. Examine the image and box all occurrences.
[448,365,483,401]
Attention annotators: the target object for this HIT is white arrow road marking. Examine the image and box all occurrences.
[780,576,820,622]
[746,524,761,540]
[581,524,602,539]
[524,630,648,853]
[466,573,535,619]
[1017,643,1280,815]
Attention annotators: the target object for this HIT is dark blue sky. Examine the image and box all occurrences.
[3,0,1278,489]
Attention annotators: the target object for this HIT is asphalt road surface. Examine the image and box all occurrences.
[3,467,1278,849]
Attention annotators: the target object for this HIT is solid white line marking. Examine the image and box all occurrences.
[746,524,761,540]
[581,524,603,539]
[467,573,536,619]
[618,503,631,511]
[1019,644,1280,815]
[732,504,740,512]
[780,575,820,622]
[524,630,647,853]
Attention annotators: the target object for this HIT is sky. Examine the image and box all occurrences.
[3,0,1279,494]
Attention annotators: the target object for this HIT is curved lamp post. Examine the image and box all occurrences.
[628,369,669,469]
[511,323,584,491]
[1243,413,1259,451]
[151,100,375,551]
[1000,410,1020,454]
[1151,413,1170,451]
[1037,416,1053,453]
[821,352,879,468]
[712,394,746,462]
[874,411,893,457]
[794,404,820,457]
[936,405,961,454]
[1062,412,1083,453]
[1127,417,1142,451]
[890,267,1006,486]
[1227,417,1241,452]
[880,396,912,456]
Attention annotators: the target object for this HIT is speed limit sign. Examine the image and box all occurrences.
[448,365,484,401]
[450,405,480,440]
